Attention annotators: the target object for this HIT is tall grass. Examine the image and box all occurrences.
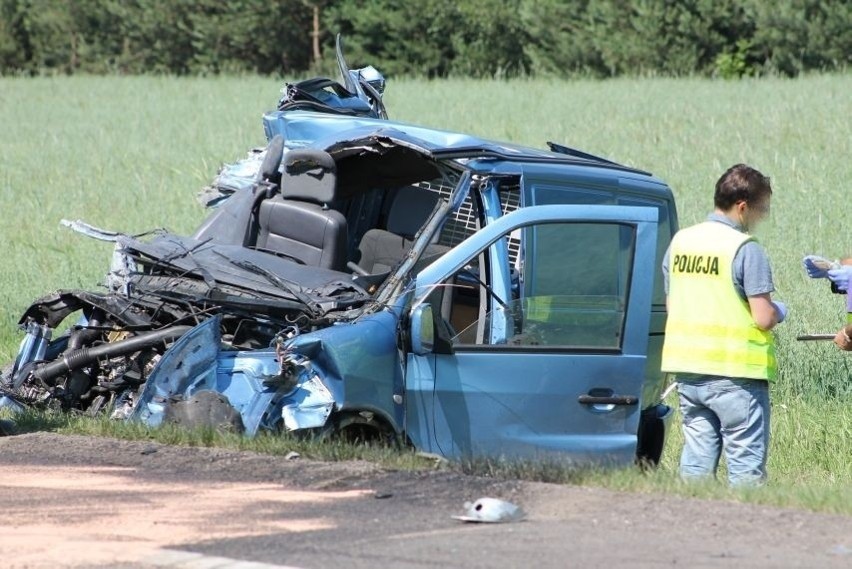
[1,74,851,505]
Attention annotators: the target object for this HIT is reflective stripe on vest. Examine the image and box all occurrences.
[661,221,776,381]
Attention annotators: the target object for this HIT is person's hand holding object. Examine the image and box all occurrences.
[834,325,852,351]
[827,266,852,291]
[803,255,834,279]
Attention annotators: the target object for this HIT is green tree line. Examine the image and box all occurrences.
[1,0,849,78]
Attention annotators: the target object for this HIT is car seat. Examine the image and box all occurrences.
[254,149,348,271]
[355,185,449,275]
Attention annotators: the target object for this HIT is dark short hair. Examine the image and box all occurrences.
[714,164,772,210]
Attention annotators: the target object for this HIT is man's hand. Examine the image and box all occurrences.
[834,325,852,351]
[803,255,835,279]
[828,266,852,291]
[771,300,788,323]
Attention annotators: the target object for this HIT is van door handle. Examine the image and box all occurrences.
[578,394,638,406]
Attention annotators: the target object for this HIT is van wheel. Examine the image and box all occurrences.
[330,411,399,448]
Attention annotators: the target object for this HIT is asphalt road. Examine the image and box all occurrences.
[1,433,850,568]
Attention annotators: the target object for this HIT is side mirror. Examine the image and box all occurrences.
[410,303,435,356]
[410,303,455,355]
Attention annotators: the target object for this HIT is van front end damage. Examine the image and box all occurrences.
[132,310,405,441]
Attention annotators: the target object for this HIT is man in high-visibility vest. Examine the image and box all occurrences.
[661,164,787,486]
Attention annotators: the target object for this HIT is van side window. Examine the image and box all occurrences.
[425,256,486,345]
[446,221,635,351]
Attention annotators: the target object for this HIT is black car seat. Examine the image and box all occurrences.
[355,185,449,274]
[254,149,348,271]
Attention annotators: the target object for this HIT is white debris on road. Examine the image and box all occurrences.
[452,497,525,523]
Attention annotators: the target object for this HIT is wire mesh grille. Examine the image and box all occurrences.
[416,179,521,266]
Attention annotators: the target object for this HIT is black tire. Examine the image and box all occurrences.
[330,411,400,448]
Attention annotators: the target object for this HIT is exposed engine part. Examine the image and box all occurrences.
[110,390,136,421]
[66,371,92,400]
[31,326,192,387]
[87,394,109,417]
[10,321,52,388]
[265,325,304,394]
[67,312,104,351]
[9,381,51,406]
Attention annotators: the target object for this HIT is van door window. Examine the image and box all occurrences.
[424,255,486,345]
[441,221,635,351]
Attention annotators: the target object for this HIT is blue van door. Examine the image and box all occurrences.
[404,204,658,465]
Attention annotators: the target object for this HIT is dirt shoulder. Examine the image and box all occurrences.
[1,433,850,568]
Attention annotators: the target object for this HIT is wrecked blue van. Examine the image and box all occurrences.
[3,108,676,466]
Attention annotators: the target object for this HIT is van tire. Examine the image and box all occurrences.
[328,411,400,448]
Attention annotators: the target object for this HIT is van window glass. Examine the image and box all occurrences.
[527,183,669,308]
[426,256,486,345]
[449,221,634,350]
[531,185,613,206]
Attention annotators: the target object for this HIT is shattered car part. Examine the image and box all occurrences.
[452,498,526,523]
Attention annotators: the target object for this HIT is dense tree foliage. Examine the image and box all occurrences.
[0,0,848,77]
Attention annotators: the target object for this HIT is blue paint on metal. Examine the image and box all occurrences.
[132,316,283,436]
[406,203,658,465]
[285,309,404,431]
[480,179,513,345]
[264,110,499,153]
[132,308,405,436]
[427,351,648,463]
[261,111,653,176]
[132,316,222,428]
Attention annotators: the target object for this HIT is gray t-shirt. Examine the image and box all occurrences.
[662,213,775,300]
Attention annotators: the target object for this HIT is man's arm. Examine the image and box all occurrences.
[738,242,783,330]
[748,293,780,331]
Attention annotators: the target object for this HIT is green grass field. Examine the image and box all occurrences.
[1,74,851,509]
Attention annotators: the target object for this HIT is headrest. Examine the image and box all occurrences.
[281,150,337,204]
[387,186,441,239]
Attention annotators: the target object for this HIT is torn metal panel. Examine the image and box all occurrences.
[130,316,342,435]
[131,317,220,428]
[118,234,370,308]
[132,316,285,436]
[60,219,137,294]
[281,371,334,431]
[198,147,266,207]
[285,309,405,432]
[18,290,153,329]
[60,219,123,241]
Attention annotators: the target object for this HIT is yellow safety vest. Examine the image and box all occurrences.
[661,221,776,381]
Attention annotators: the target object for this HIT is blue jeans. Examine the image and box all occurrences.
[677,377,770,487]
